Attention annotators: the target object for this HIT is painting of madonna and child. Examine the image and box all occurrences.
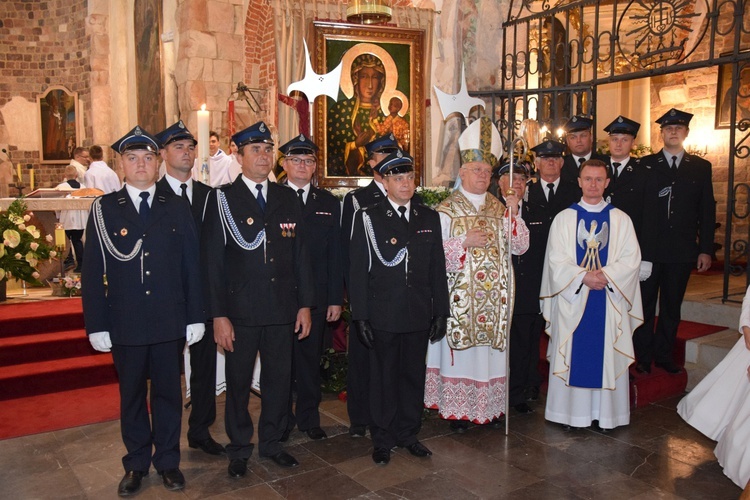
[316,24,424,186]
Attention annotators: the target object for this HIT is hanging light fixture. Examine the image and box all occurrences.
[346,0,392,25]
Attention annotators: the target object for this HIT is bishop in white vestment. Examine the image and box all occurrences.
[541,160,642,430]
[425,117,529,427]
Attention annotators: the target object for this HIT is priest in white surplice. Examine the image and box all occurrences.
[425,117,529,431]
[541,159,642,431]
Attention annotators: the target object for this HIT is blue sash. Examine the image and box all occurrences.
[568,204,613,388]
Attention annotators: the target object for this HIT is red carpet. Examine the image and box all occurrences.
[0,383,120,440]
[0,298,120,439]
[538,318,726,408]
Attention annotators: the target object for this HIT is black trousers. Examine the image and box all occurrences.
[369,328,429,450]
[346,318,371,429]
[111,338,185,473]
[65,229,84,269]
[287,310,326,431]
[187,321,218,441]
[508,313,544,406]
[633,261,693,365]
[224,323,292,459]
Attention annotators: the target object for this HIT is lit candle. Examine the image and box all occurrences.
[54,222,66,248]
[197,104,210,184]
[28,165,34,191]
[197,104,210,161]
[16,163,22,183]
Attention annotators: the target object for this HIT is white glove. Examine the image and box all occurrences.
[89,331,112,352]
[186,323,205,346]
[639,261,653,282]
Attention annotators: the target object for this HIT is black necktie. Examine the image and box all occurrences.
[398,205,408,227]
[671,156,678,170]
[255,184,266,212]
[180,183,189,204]
[139,192,150,223]
[297,188,305,209]
[547,183,556,204]
[612,162,621,180]
[578,157,585,166]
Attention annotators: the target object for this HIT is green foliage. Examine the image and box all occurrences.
[320,347,348,394]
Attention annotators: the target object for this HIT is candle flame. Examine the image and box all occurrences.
[201,104,206,111]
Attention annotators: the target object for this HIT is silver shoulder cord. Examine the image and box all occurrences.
[92,198,143,276]
[362,211,407,269]
[217,190,265,251]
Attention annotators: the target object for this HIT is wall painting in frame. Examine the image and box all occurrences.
[37,85,81,164]
[716,54,750,129]
[313,22,425,188]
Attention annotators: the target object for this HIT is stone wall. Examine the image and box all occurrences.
[0,0,91,188]
[174,0,246,144]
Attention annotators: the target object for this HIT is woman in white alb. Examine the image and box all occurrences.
[677,285,750,491]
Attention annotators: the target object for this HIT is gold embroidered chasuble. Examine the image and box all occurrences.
[437,191,513,351]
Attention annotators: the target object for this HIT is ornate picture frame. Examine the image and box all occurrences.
[715,55,750,129]
[313,22,425,188]
[37,85,81,164]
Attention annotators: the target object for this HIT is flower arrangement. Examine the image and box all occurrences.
[597,141,653,158]
[325,185,452,208]
[416,186,452,208]
[328,187,354,201]
[0,199,55,285]
[61,274,82,296]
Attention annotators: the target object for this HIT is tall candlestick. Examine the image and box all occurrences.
[197,104,210,184]
[16,163,22,183]
[28,165,34,191]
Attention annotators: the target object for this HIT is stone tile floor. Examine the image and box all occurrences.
[0,390,742,499]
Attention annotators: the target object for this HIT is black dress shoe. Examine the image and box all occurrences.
[655,361,681,374]
[279,428,291,442]
[489,416,505,429]
[267,451,299,468]
[592,424,611,434]
[159,468,185,491]
[635,362,651,374]
[404,442,432,457]
[188,436,226,455]
[305,427,327,440]
[117,470,148,497]
[514,402,535,414]
[349,425,367,437]
[449,420,469,433]
[372,447,390,465]
[525,386,540,401]
[561,424,572,431]
[228,458,248,478]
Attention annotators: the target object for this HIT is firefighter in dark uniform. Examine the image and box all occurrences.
[279,134,343,441]
[600,116,660,373]
[340,133,399,438]
[521,140,581,401]
[636,108,716,374]
[349,150,450,465]
[560,115,610,184]
[154,121,225,456]
[82,126,204,496]
[201,121,315,477]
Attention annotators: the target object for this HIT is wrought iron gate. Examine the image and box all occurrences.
[472,0,750,301]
